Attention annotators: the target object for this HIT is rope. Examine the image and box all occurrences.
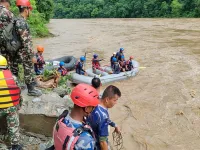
[112,131,124,150]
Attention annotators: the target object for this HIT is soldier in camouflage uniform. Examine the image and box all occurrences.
[0,0,42,97]
[0,55,22,150]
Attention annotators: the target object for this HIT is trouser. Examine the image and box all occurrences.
[0,106,20,146]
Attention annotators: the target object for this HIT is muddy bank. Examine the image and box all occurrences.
[33,19,200,150]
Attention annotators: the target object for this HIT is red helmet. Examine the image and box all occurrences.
[130,56,134,59]
[16,0,33,10]
[71,83,99,107]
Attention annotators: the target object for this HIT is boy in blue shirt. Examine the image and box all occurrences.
[87,85,121,150]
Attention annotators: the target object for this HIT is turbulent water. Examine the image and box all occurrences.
[35,19,200,150]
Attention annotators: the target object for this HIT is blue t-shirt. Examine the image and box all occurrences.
[87,105,110,143]
[63,114,95,150]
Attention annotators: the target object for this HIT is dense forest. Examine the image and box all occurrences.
[53,0,200,18]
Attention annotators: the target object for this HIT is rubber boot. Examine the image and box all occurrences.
[27,82,42,97]
[11,145,23,150]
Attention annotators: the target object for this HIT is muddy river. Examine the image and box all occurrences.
[35,19,200,150]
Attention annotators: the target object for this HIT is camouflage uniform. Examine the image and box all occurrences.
[0,5,14,64]
[0,106,19,146]
[11,15,34,85]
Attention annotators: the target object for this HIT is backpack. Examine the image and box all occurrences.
[0,6,21,54]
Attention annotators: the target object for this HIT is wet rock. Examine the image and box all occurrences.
[18,92,72,136]
[53,87,68,98]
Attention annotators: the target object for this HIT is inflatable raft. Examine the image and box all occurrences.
[72,60,139,85]
[45,56,77,71]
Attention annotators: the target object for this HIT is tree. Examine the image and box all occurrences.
[35,0,54,22]
[171,0,183,17]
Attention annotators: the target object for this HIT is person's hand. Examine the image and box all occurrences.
[114,126,121,134]
[32,57,37,63]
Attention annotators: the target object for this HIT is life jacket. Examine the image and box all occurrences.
[110,56,116,66]
[53,110,95,150]
[92,58,100,69]
[75,61,84,74]
[58,67,68,76]
[0,70,20,109]
[126,60,133,70]
[119,60,126,68]
[112,62,121,74]
[35,53,45,69]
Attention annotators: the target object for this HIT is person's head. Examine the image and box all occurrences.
[91,77,101,92]
[120,47,124,53]
[93,54,98,59]
[16,0,32,18]
[0,0,11,10]
[130,56,134,60]
[71,83,99,117]
[0,55,8,70]
[113,52,116,56]
[101,85,121,108]
[37,46,44,55]
[59,61,64,68]
[80,56,86,63]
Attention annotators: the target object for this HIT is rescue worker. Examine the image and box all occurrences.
[116,48,125,61]
[1,0,42,96]
[119,55,127,72]
[76,56,87,75]
[0,55,22,150]
[52,83,99,150]
[34,46,45,75]
[92,54,103,71]
[57,61,68,76]
[87,85,121,150]
[126,56,134,71]
[112,57,121,74]
[110,52,116,68]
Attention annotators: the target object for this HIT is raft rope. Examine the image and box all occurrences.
[112,131,124,150]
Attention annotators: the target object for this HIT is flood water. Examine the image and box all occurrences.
[35,19,200,150]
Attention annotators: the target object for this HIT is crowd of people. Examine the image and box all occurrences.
[76,48,134,76]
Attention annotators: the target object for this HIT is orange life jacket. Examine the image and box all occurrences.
[0,70,20,109]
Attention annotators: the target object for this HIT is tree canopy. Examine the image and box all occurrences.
[53,0,200,18]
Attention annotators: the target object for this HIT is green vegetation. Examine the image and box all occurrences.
[53,0,200,18]
[11,0,54,37]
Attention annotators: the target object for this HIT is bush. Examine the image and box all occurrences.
[11,0,50,37]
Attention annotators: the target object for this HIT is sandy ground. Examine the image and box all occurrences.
[34,19,200,150]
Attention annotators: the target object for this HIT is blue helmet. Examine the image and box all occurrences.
[80,56,86,62]
[121,55,125,59]
[112,57,117,62]
[93,54,98,59]
[120,48,124,51]
[60,61,65,66]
